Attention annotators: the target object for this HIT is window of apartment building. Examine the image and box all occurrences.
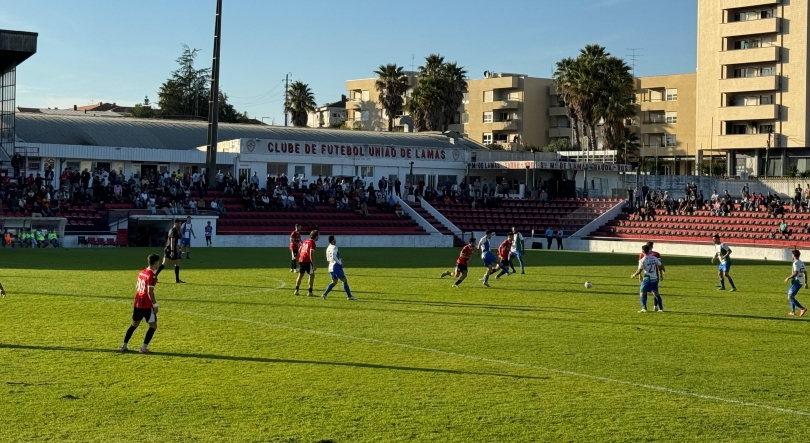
[483,112,493,123]
[733,65,776,78]
[665,112,677,124]
[483,133,493,144]
[647,135,663,148]
[730,124,755,135]
[462,92,469,104]
[734,9,776,21]
[461,112,469,124]
[311,164,333,177]
[395,110,405,117]
[498,112,514,122]
[649,89,664,102]
[665,135,677,147]
[508,92,521,101]
[361,110,369,121]
[553,117,569,128]
[483,91,494,103]
[494,133,509,142]
[733,35,776,50]
[759,124,774,134]
[666,89,678,101]
[361,90,369,101]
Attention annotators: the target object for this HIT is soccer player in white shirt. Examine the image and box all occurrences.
[180,216,196,259]
[784,249,808,316]
[509,226,525,274]
[322,235,356,300]
[631,244,666,313]
[711,234,737,291]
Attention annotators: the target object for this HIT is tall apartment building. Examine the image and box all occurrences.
[696,0,805,177]
[637,73,697,175]
[346,72,555,150]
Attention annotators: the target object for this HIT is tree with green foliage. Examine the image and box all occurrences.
[554,45,635,153]
[405,54,468,132]
[374,64,409,132]
[543,138,571,153]
[618,128,640,164]
[130,96,155,118]
[156,44,249,123]
[284,81,317,127]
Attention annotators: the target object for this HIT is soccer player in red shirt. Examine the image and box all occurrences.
[495,233,514,279]
[120,254,161,354]
[441,237,476,287]
[638,241,663,282]
[289,224,302,272]
[294,230,319,296]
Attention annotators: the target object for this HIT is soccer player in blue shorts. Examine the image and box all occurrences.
[509,227,525,274]
[322,235,356,300]
[478,230,498,287]
[711,234,737,292]
[631,244,666,313]
[784,249,808,317]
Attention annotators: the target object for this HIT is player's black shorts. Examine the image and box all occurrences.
[132,307,156,323]
[291,248,299,259]
[298,262,314,275]
[164,246,179,260]
[500,257,511,267]
[455,264,468,273]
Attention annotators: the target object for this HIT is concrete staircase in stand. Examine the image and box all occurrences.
[406,201,463,247]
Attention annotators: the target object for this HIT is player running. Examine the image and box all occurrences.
[509,227,525,274]
[157,219,184,283]
[322,235,356,300]
[478,230,507,287]
[711,234,737,292]
[180,216,196,259]
[784,249,808,317]
[441,237,476,287]
[120,254,161,354]
[495,233,514,279]
[290,224,302,272]
[294,230,319,297]
[204,221,213,247]
[631,244,666,313]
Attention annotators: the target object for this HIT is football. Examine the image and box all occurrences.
[584,281,593,289]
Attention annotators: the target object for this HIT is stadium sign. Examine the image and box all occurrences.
[255,140,462,162]
[470,161,632,172]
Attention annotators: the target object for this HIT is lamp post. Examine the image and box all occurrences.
[525,164,530,199]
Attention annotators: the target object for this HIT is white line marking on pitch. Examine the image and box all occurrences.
[163,307,809,417]
[34,289,810,417]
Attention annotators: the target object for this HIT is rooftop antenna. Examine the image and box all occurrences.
[626,48,643,77]
[410,54,416,71]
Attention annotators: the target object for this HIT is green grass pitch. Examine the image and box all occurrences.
[2,246,810,442]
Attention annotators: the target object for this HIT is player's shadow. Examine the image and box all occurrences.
[670,311,804,323]
[0,343,548,381]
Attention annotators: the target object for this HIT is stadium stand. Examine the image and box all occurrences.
[429,198,622,235]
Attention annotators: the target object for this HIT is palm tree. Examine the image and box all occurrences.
[374,64,409,132]
[284,81,316,127]
[553,57,583,149]
[618,127,640,164]
[406,76,442,131]
[420,54,445,77]
[440,62,468,131]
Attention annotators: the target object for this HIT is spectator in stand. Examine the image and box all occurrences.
[216,170,224,189]
[197,198,206,211]
[303,194,317,210]
[210,199,219,214]
[641,182,649,204]
[337,195,349,211]
[189,198,198,214]
[10,152,22,179]
[356,200,369,217]
[395,204,405,218]
[796,185,804,204]
[250,172,260,188]
[482,179,490,198]
[147,199,157,215]
[394,177,402,197]
[777,217,791,239]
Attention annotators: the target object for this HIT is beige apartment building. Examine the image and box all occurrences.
[696,0,806,177]
[346,72,555,149]
[636,73,698,175]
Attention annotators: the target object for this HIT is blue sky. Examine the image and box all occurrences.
[4,0,696,124]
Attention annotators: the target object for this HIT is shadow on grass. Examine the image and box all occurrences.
[669,311,803,323]
[0,343,547,381]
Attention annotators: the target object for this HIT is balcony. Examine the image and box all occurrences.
[721,17,780,38]
[719,46,780,65]
[491,100,520,110]
[490,120,520,131]
[722,0,779,9]
[719,104,778,121]
[549,127,572,138]
[549,106,567,116]
[640,122,673,134]
[717,133,775,149]
[639,100,674,111]
[719,75,779,93]
[485,76,519,89]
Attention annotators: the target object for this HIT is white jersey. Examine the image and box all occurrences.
[510,232,523,252]
[638,255,662,282]
[326,244,342,272]
[715,243,731,263]
[793,260,806,285]
[478,237,492,258]
[181,223,193,239]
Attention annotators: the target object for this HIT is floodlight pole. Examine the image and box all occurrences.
[205,0,223,188]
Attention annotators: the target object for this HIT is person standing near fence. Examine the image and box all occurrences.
[545,227,554,250]
[556,228,564,250]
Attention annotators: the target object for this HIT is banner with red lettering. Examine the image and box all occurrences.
[470,161,632,172]
[243,139,464,162]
